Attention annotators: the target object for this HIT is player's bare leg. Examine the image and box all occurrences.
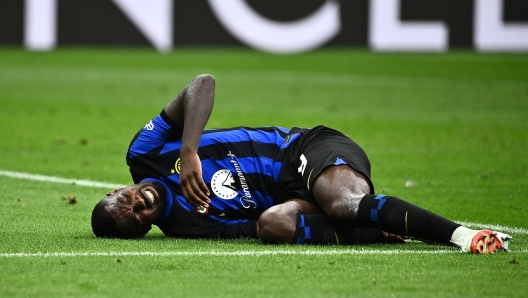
[310,165,511,253]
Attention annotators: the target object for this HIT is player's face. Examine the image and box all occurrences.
[106,182,167,238]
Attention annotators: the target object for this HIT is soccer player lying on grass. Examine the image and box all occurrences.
[91,74,512,254]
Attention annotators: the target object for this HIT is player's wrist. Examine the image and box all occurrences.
[180,146,198,156]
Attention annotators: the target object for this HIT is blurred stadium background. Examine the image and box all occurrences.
[2,0,528,53]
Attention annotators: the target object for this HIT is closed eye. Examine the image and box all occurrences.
[118,195,132,205]
[118,194,131,205]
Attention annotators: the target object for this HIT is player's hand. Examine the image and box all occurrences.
[380,231,406,244]
[179,152,211,208]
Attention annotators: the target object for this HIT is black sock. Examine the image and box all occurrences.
[357,194,460,245]
[293,214,383,245]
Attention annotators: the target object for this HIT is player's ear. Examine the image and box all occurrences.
[106,188,123,196]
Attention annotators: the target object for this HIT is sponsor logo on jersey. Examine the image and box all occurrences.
[144,120,154,130]
[209,151,257,209]
[211,169,238,200]
[240,196,257,209]
[227,151,252,199]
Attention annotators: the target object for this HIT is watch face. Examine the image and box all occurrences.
[211,169,238,200]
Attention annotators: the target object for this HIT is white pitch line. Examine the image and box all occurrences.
[1,249,527,258]
[0,170,125,189]
[456,221,528,236]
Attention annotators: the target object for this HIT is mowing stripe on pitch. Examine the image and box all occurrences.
[219,70,528,92]
[2,169,528,236]
[2,249,527,258]
[7,67,526,92]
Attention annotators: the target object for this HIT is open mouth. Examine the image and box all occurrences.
[140,187,157,208]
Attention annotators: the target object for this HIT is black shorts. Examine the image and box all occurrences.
[275,125,374,206]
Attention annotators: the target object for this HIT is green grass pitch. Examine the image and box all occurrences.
[0,48,527,297]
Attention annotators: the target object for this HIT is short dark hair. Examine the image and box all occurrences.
[91,199,122,238]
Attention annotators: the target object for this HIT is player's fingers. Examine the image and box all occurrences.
[387,233,405,244]
[196,176,210,197]
[187,191,207,208]
[388,233,397,243]
[380,231,405,243]
[191,185,210,206]
[188,178,210,207]
[188,173,210,203]
[182,181,207,208]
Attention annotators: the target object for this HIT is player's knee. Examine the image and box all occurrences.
[258,208,297,244]
[312,166,368,226]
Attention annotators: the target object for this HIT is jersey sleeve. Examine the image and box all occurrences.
[126,110,182,183]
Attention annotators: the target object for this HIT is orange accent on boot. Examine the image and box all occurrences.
[470,230,502,254]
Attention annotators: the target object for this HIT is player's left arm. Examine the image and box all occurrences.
[163,74,215,209]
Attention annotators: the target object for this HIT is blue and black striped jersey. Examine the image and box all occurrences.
[126,110,305,238]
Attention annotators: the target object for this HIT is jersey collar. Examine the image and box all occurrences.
[140,178,173,225]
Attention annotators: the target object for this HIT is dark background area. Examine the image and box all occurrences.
[1,0,527,49]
